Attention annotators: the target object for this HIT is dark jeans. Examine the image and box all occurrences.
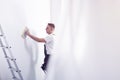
[41,54,50,71]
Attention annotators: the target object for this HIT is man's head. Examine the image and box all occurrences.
[46,23,55,34]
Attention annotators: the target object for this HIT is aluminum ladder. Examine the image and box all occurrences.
[0,25,23,80]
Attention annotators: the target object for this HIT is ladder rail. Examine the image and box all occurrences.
[0,25,14,58]
[2,37,24,80]
[0,25,24,80]
[0,24,4,35]
[0,38,16,78]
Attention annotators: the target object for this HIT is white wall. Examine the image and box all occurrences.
[82,0,120,80]
[0,0,50,80]
[1,0,120,80]
[47,0,120,80]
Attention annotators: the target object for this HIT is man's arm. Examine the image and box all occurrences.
[25,29,46,43]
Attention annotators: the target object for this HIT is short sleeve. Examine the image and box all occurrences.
[44,35,53,43]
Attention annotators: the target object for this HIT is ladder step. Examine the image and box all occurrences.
[0,34,5,37]
[0,34,3,36]
[13,77,21,80]
[0,46,11,48]
[9,67,21,73]
[5,56,16,61]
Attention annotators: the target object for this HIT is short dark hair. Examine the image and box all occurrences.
[48,23,55,29]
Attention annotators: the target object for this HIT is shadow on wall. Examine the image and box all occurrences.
[23,34,39,80]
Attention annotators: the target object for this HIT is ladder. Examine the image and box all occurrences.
[0,25,24,80]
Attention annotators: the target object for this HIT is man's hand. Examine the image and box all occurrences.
[25,27,30,35]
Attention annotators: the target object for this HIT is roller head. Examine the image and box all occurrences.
[21,27,28,39]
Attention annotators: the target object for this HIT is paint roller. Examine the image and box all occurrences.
[21,27,28,39]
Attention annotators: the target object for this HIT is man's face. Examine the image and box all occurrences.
[46,25,52,34]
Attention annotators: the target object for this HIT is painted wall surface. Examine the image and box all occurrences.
[0,0,50,80]
[47,0,120,80]
[1,0,120,80]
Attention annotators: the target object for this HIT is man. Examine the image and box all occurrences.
[25,23,55,72]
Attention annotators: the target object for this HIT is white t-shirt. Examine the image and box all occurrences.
[44,34,55,55]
